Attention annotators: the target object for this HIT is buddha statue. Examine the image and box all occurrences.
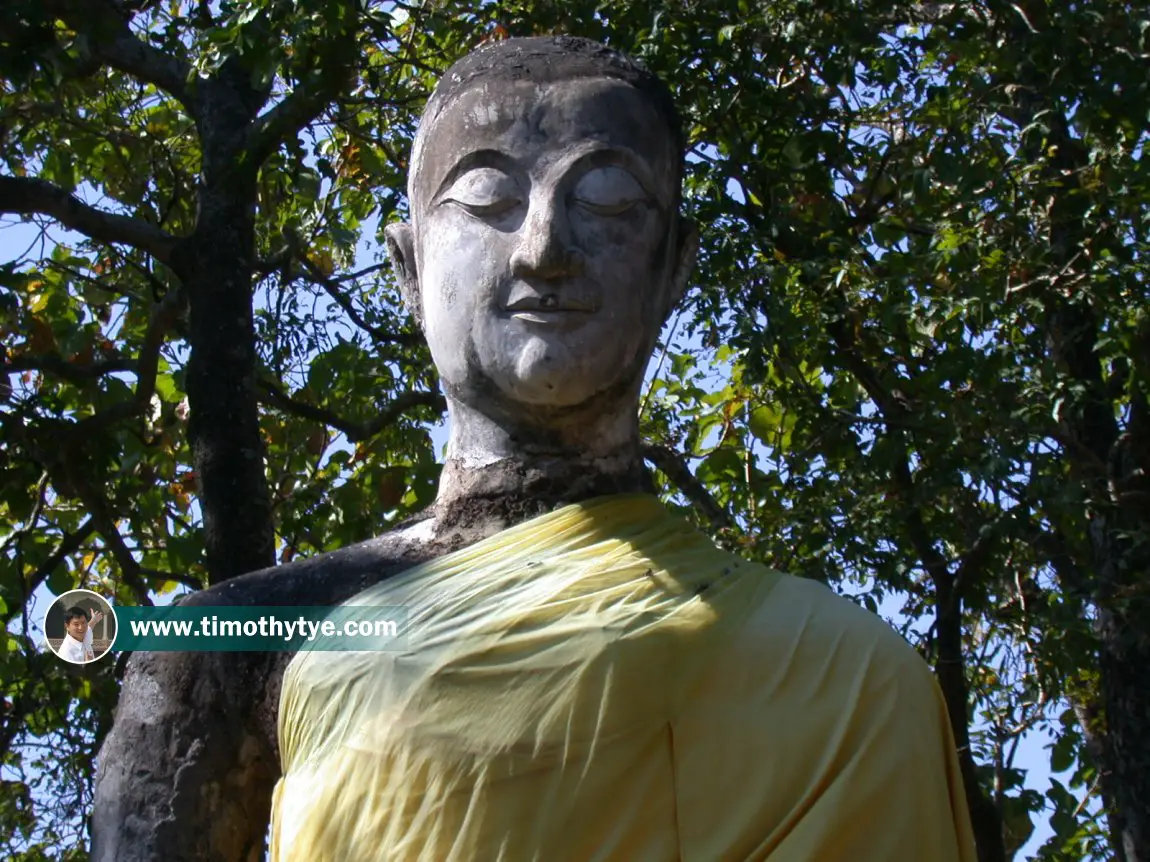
[93,37,976,862]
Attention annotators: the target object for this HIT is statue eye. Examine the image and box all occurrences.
[441,168,523,216]
[571,166,649,216]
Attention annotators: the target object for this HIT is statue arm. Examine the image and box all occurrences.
[89,538,420,860]
[91,645,279,861]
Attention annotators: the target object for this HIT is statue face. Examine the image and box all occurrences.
[395,77,693,412]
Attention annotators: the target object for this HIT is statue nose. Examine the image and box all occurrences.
[509,198,585,280]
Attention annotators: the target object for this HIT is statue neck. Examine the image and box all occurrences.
[442,396,640,466]
[429,397,651,539]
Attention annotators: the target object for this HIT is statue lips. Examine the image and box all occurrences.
[503,284,599,326]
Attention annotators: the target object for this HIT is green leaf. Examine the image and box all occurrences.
[1049,731,1077,774]
[46,565,74,595]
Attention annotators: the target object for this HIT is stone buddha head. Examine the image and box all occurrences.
[386,36,696,460]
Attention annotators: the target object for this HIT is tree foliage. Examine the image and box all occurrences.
[1,1,1147,859]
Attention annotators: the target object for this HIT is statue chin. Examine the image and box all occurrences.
[492,368,599,411]
[503,338,589,407]
[480,334,642,412]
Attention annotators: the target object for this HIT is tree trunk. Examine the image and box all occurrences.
[172,82,275,584]
[1092,496,1150,861]
[1051,294,1150,861]
[1030,90,1150,862]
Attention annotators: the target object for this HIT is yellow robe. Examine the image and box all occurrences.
[271,495,976,861]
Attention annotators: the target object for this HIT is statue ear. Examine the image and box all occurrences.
[666,216,698,314]
[384,222,421,327]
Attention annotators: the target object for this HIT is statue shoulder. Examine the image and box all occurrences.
[748,572,938,695]
[178,514,447,609]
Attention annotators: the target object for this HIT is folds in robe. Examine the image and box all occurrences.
[271,495,976,861]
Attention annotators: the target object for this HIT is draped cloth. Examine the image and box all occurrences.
[270,495,976,861]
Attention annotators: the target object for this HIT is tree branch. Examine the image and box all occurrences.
[257,380,445,442]
[72,287,185,438]
[79,491,152,605]
[641,443,735,531]
[3,517,96,625]
[952,525,1000,598]
[828,312,1007,862]
[247,72,337,166]
[0,471,50,557]
[297,255,421,348]
[151,570,206,592]
[7,437,154,605]
[46,0,198,117]
[2,354,136,386]
[0,176,179,264]
[244,1,367,165]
